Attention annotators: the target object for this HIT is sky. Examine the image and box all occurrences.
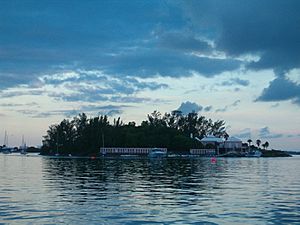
[0,0,300,150]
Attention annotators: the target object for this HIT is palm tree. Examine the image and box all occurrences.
[247,139,252,147]
[256,139,261,149]
[264,141,269,150]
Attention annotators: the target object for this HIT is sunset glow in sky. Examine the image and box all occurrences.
[1,0,300,150]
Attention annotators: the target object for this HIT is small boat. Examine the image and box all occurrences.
[148,148,167,158]
[1,131,12,154]
[245,150,262,157]
[1,146,12,154]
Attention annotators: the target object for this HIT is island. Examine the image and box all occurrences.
[40,110,291,157]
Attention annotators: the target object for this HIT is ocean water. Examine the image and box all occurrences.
[0,154,299,225]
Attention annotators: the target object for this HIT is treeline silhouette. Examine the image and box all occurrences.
[41,110,228,156]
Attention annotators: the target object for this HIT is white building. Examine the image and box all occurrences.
[198,135,242,152]
[199,135,224,146]
[224,137,242,150]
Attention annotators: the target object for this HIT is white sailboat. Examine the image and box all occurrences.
[1,131,12,154]
[20,135,27,155]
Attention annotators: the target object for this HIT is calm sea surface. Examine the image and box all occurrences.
[0,154,299,225]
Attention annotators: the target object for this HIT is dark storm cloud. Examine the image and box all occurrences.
[181,0,300,105]
[182,0,300,70]
[1,0,300,106]
[158,31,213,53]
[101,49,241,78]
[256,77,300,105]
[259,127,283,139]
[0,0,241,92]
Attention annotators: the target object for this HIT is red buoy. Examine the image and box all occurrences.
[211,157,217,163]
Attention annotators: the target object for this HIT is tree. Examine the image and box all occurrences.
[256,139,261,148]
[247,139,252,146]
[264,141,269,150]
[41,110,229,156]
[224,133,229,141]
[147,110,166,127]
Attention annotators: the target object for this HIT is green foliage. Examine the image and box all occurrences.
[41,110,228,156]
[256,139,261,148]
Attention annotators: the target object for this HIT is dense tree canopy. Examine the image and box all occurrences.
[41,111,228,156]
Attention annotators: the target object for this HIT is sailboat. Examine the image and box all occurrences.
[20,135,27,155]
[1,131,12,154]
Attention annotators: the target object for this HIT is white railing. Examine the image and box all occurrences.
[100,147,167,155]
[190,149,216,155]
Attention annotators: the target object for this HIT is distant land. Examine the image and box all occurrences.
[38,111,291,157]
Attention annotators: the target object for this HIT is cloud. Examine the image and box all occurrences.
[0,1,244,92]
[79,104,129,117]
[51,92,109,103]
[17,109,39,115]
[203,105,213,112]
[215,100,241,112]
[183,0,300,72]
[0,113,6,117]
[177,101,203,114]
[271,103,280,108]
[158,31,213,54]
[29,109,89,118]
[109,96,151,103]
[181,0,300,104]
[221,78,250,87]
[286,134,300,138]
[33,72,169,104]
[0,1,240,93]
[233,128,251,139]
[0,102,39,107]
[0,90,44,98]
[15,104,129,118]
[256,76,300,105]
[258,127,283,139]
[1,0,300,109]
[101,49,241,78]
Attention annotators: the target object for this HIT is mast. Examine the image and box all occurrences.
[3,131,8,147]
[102,132,105,148]
[56,131,59,155]
[22,135,24,146]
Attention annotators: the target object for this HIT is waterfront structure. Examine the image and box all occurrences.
[148,148,168,157]
[197,135,243,154]
[224,136,242,150]
[199,135,224,146]
[100,147,167,155]
[190,149,216,156]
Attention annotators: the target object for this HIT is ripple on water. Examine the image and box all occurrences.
[0,155,300,224]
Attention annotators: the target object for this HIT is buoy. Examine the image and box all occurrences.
[91,156,96,160]
[211,157,217,163]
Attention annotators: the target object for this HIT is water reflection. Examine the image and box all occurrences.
[0,155,300,224]
[42,158,225,195]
